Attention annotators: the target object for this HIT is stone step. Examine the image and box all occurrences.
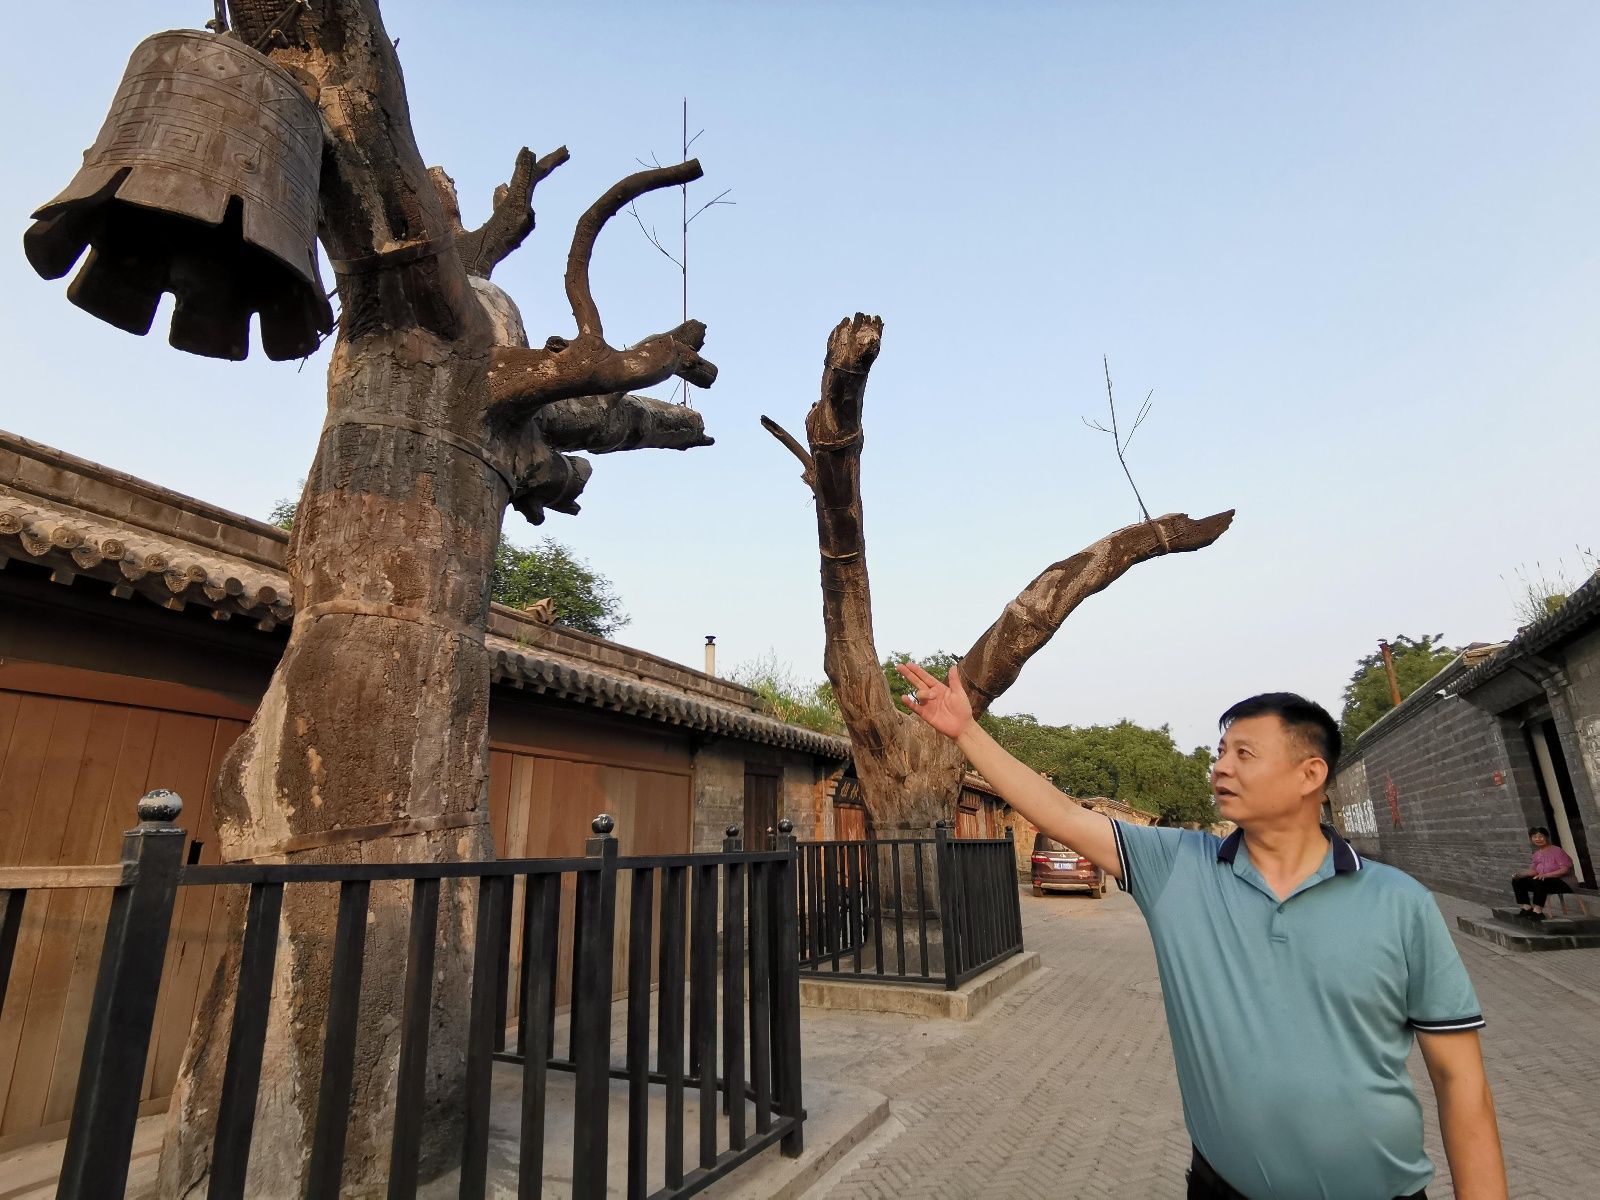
[1488,906,1600,934]
[1457,913,1600,952]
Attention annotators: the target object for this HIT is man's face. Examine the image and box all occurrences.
[1531,832,1550,849]
[1212,714,1326,825]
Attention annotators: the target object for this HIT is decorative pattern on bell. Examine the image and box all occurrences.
[23,29,334,361]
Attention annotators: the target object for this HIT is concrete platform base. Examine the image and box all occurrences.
[7,1070,888,1200]
[1458,912,1600,952]
[799,951,1041,1019]
[702,1080,889,1199]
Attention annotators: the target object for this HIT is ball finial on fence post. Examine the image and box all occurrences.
[137,789,183,824]
[725,823,741,838]
[773,817,796,852]
[591,813,615,836]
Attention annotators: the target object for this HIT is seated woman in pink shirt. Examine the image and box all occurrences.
[1512,826,1577,921]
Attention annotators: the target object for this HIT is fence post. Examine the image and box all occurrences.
[721,824,745,1137]
[1004,826,1024,951]
[572,813,619,1198]
[934,821,961,991]
[721,824,739,1120]
[770,819,805,1157]
[57,791,186,1200]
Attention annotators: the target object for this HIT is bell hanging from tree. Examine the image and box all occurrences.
[23,28,334,361]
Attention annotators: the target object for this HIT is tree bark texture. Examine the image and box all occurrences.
[161,4,719,1194]
[765,316,1232,834]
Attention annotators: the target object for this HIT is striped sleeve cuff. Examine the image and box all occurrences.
[1409,1014,1486,1034]
[1111,820,1131,894]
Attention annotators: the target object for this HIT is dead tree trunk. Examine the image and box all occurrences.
[160,4,719,1195]
[764,315,1232,834]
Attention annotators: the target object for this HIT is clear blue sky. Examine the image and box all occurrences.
[4,2,1597,752]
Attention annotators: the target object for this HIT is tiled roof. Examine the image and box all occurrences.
[1,429,849,760]
[0,484,294,629]
[1454,571,1600,695]
[488,642,850,757]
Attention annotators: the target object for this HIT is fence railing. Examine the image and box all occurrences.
[795,822,1024,990]
[0,791,804,1200]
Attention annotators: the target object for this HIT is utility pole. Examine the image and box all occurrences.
[1377,639,1403,708]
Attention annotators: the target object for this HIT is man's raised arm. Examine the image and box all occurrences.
[897,661,1124,879]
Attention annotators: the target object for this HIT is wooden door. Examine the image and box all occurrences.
[834,805,868,842]
[744,768,779,850]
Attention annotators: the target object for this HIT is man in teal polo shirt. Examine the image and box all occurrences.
[896,663,1507,1199]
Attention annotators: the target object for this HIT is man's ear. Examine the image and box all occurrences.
[1302,755,1329,799]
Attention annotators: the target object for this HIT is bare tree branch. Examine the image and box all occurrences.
[566,160,702,339]
[687,188,735,224]
[628,202,684,268]
[760,415,817,491]
[959,509,1236,717]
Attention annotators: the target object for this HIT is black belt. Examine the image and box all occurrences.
[1188,1147,1427,1200]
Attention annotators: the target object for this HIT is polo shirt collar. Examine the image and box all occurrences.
[1215,825,1362,873]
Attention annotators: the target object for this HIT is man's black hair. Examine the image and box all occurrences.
[1529,826,1551,839]
[1218,692,1342,773]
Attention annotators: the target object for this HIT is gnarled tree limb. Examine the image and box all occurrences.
[432,146,570,279]
[801,315,899,737]
[508,452,592,524]
[760,415,816,491]
[958,509,1236,717]
[770,312,1233,830]
[539,392,714,453]
[566,160,703,339]
[486,319,715,417]
[483,159,716,417]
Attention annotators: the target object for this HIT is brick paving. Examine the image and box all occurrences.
[799,886,1600,1199]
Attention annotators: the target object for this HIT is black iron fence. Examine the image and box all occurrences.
[795,822,1024,990]
[0,792,804,1200]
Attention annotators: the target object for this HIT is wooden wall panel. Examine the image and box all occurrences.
[489,747,691,1018]
[41,708,159,1126]
[0,687,244,1141]
[0,666,702,1141]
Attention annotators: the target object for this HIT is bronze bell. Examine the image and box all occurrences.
[23,30,333,361]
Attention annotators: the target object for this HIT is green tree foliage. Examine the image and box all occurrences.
[729,653,845,736]
[736,646,1217,824]
[491,537,628,638]
[878,650,960,701]
[980,712,1218,826]
[1339,633,1458,742]
[808,650,960,715]
[268,483,304,531]
[267,495,627,638]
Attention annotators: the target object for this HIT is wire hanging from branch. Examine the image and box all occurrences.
[1082,356,1161,535]
[628,99,734,405]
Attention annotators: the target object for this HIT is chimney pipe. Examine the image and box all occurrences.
[1377,639,1402,708]
[704,635,716,677]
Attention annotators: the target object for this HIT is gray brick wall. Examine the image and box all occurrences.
[1554,627,1600,843]
[690,741,835,850]
[1333,696,1537,906]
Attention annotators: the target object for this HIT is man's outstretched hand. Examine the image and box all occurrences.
[896,661,975,741]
